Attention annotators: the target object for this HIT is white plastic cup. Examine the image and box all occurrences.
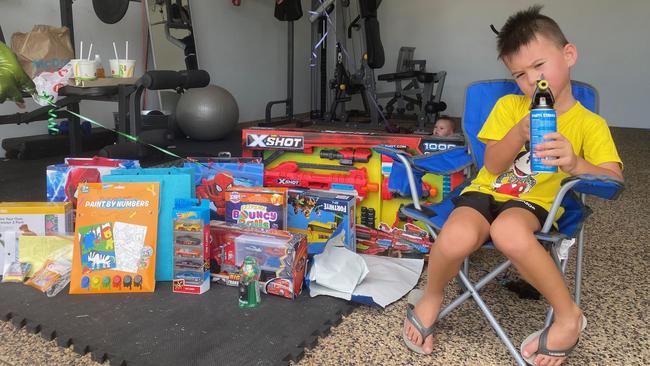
[118,59,136,78]
[74,60,97,80]
[109,59,119,77]
[69,59,81,75]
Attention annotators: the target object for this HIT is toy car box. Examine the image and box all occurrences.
[172,199,211,295]
[287,189,356,255]
[210,221,307,300]
[224,187,288,230]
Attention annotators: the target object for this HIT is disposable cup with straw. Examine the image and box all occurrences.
[70,41,83,82]
[110,42,120,77]
[76,41,97,81]
[117,40,135,78]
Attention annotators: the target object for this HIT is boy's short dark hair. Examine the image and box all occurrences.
[497,5,568,60]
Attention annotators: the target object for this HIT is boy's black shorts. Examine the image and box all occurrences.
[451,191,549,227]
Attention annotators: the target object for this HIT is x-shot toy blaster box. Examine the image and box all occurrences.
[287,189,356,255]
[241,127,466,231]
[172,199,211,295]
[46,157,140,208]
[210,221,307,300]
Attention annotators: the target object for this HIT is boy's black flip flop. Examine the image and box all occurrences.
[520,315,587,365]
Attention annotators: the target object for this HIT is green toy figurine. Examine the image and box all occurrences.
[238,256,261,308]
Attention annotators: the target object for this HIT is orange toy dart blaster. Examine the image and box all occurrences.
[264,162,378,199]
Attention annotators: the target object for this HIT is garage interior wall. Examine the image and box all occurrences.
[1,0,646,157]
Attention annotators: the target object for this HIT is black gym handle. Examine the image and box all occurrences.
[141,70,210,90]
[179,70,210,89]
[141,71,183,90]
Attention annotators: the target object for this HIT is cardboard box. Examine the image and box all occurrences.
[241,127,466,233]
[224,187,288,230]
[172,199,211,295]
[0,202,73,235]
[210,221,307,300]
[0,202,73,277]
[287,189,356,255]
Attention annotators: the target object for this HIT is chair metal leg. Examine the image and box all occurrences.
[440,260,512,320]
[456,270,527,366]
[575,228,585,306]
[463,257,470,277]
[455,257,471,294]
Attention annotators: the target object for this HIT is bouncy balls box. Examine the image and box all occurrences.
[287,189,356,255]
[224,187,288,230]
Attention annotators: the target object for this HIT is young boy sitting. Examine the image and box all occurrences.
[402,5,623,366]
[433,116,456,137]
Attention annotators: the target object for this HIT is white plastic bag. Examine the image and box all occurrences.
[31,61,73,106]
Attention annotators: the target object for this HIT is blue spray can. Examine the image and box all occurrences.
[530,77,557,173]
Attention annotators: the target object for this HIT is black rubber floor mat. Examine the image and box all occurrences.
[0,282,355,366]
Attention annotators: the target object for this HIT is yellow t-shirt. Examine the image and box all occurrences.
[462,94,622,215]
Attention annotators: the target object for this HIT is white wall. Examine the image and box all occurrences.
[190,0,312,123]
[375,0,649,129]
[191,0,649,128]
[2,0,646,159]
[0,0,146,157]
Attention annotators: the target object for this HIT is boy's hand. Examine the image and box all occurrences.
[534,132,578,174]
[514,114,531,144]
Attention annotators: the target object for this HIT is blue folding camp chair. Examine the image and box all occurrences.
[374,79,624,365]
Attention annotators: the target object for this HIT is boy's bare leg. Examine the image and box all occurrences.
[404,207,490,354]
[491,208,583,366]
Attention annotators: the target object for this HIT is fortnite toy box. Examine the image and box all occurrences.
[287,189,356,255]
[210,221,307,300]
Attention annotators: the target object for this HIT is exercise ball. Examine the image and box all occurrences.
[175,84,239,141]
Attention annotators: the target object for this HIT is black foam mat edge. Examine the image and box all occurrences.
[2,311,127,365]
[2,302,357,366]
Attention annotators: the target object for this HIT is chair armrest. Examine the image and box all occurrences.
[372,145,413,164]
[373,145,471,175]
[373,145,472,209]
[561,174,624,200]
[541,174,624,233]
[411,147,472,175]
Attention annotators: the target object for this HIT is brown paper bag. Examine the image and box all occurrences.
[10,25,74,78]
